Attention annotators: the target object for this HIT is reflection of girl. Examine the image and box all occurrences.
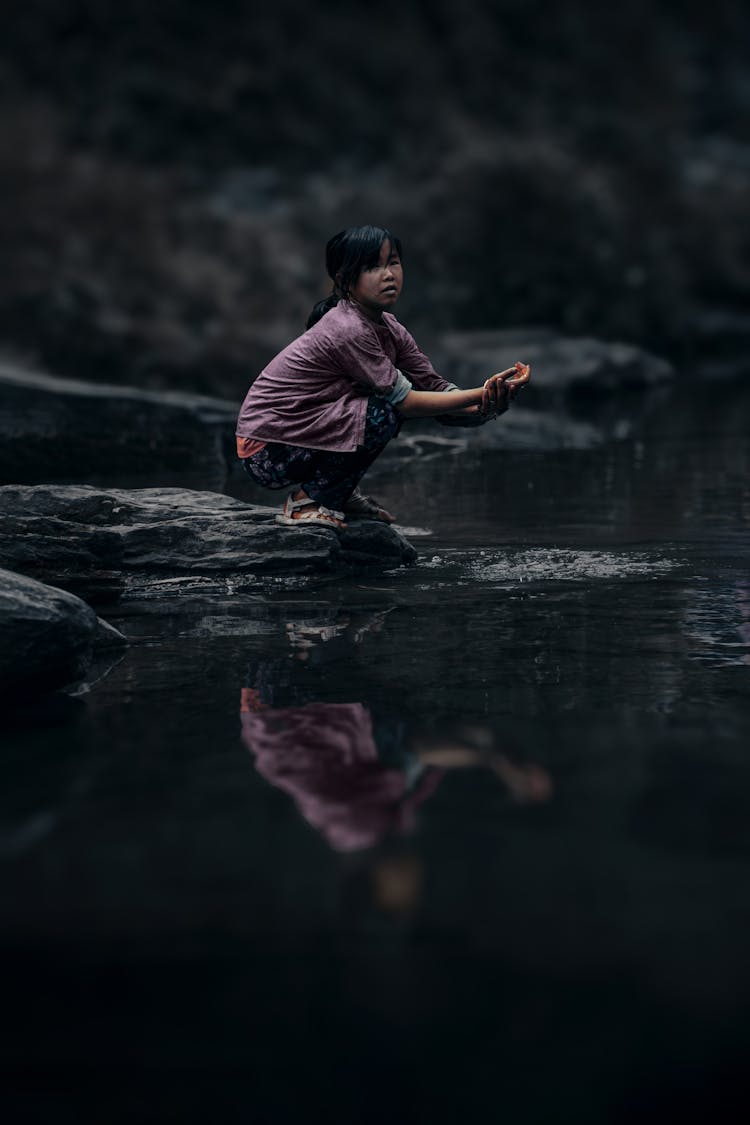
[236,225,530,529]
[240,692,441,852]
[240,690,551,853]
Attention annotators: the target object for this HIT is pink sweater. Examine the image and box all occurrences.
[236,300,453,452]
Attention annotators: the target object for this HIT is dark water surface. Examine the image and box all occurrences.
[3,381,750,1123]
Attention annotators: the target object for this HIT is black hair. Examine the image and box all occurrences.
[306,225,403,329]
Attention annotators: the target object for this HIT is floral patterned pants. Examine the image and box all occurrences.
[242,396,400,510]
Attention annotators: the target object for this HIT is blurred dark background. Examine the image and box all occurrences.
[2,0,749,398]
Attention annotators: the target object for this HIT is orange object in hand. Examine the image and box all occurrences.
[503,360,531,390]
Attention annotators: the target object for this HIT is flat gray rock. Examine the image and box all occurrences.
[0,485,418,602]
[0,567,126,699]
[0,361,237,486]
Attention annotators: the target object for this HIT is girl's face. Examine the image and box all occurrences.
[349,239,403,318]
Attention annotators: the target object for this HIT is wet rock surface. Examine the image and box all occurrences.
[0,362,237,486]
[0,485,418,603]
[0,567,127,700]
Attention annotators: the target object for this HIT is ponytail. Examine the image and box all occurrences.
[305,290,340,330]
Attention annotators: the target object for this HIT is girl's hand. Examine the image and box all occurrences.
[480,362,531,418]
[480,367,515,417]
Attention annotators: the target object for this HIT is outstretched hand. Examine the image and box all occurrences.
[480,361,531,419]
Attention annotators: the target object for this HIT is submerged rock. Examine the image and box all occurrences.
[0,567,127,700]
[0,361,237,486]
[0,485,418,602]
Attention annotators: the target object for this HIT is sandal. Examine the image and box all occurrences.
[275,492,348,530]
[343,487,396,524]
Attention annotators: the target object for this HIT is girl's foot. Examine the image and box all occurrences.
[275,490,348,530]
[344,488,396,523]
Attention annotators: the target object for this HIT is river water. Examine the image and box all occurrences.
[3,379,750,1123]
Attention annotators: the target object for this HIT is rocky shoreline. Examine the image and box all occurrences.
[0,484,417,598]
[0,485,416,700]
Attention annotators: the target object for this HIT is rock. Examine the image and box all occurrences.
[388,409,617,456]
[434,329,674,400]
[0,361,238,487]
[0,485,418,602]
[0,568,102,699]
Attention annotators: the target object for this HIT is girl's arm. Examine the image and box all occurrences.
[396,367,527,419]
[396,386,487,418]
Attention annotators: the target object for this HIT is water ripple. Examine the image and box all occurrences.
[470,548,681,583]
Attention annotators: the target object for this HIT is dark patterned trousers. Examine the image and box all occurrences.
[242,396,400,510]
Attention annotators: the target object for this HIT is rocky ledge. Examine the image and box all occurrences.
[0,485,418,603]
[0,361,237,486]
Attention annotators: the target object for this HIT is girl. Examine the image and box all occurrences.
[236,225,530,529]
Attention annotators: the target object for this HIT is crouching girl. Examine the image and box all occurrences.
[236,225,530,529]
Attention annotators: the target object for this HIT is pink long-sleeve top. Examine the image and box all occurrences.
[236,300,454,453]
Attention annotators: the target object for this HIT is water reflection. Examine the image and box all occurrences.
[283,607,395,662]
[239,627,552,856]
